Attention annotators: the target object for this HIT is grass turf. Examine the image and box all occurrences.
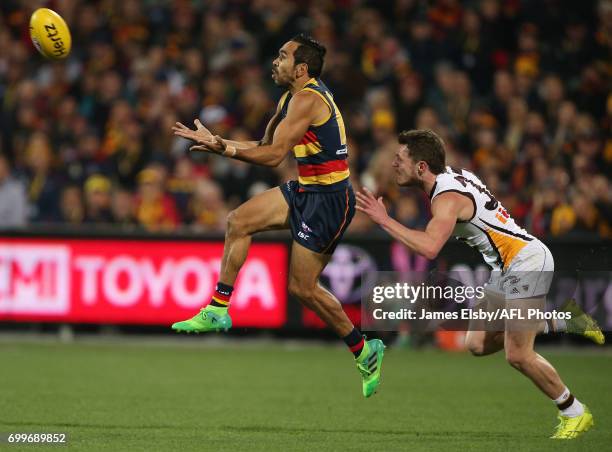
[0,339,610,451]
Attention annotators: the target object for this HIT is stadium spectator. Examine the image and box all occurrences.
[83,175,114,223]
[111,188,137,226]
[0,153,27,228]
[0,0,609,239]
[190,178,228,233]
[57,185,85,225]
[22,132,61,222]
[134,166,179,231]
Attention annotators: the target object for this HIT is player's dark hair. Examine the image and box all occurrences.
[291,34,326,78]
[398,129,446,174]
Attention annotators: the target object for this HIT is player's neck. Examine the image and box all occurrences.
[422,173,438,197]
[289,75,315,94]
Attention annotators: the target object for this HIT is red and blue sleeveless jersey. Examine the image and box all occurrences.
[278,78,350,192]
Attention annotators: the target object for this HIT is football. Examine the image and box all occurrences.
[29,8,72,60]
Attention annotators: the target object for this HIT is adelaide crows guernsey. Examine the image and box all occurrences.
[430,167,535,271]
[278,78,349,192]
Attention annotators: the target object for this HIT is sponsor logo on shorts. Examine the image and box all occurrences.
[297,231,310,240]
[301,222,313,233]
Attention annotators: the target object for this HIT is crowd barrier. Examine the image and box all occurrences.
[1,229,610,331]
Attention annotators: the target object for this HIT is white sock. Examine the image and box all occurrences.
[542,319,567,334]
[554,318,567,332]
[561,398,584,418]
[553,387,584,417]
[553,387,571,404]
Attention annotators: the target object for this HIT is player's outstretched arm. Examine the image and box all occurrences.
[172,92,284,150]
[356,189,460,260]
[172,119,259,150]
[190,92,318,167]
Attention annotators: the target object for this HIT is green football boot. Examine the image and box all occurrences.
[171,306,232,333]
[561,299,605,345]
[356,339,386,398]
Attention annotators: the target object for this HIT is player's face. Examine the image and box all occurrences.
[272,41,300,87]
[393,145,422,187]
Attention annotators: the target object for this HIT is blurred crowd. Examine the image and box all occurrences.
[0,0,610,239]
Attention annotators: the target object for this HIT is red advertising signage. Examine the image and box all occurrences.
[0,238,287,327]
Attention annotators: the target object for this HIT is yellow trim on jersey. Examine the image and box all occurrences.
[298,169,350,185]
[324,92,347,145]
[301,88,332,126]
[486,229,528,269]
[277,91,290,111]
[293,141,323,158]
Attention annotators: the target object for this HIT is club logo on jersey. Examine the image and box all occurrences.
[496,207,510,224]
[336,146,348,155]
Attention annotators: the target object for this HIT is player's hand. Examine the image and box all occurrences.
[355,187,389,226]
[190,136,227,155]
[172,119,214,144]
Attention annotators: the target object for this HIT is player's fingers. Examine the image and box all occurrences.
[174,122,189,130]
[194,119,207,131]
[355,191,371,203]
[362,189,376,201]
[355,197,371,208]
[363,187,375,198]
[190,145,208,152]
[173,130,193,138]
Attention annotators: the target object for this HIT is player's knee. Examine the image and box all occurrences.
[467,341,486,357]
[226,209,247,237]
[465,333,485,356]
[505,349,531,371]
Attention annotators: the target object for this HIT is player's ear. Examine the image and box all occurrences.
[295,62,308,78]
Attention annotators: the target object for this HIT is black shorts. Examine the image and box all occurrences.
[280,180,355,255]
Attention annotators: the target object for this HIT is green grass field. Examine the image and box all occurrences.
[1,338,610,451]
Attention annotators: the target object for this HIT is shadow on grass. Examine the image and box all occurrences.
[222,425,521,439]
[0,420,192,430]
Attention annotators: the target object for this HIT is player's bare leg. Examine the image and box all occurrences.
[503,297,593,439]
[465,330,504,356]
[288,242,353,336]
[288,241,385,397]
[172,187,289,333]
[219,187,289,285]
[504,327,565,398]
[465,293,505,356]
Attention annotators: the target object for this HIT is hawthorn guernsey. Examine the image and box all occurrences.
[356,129,604,439]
